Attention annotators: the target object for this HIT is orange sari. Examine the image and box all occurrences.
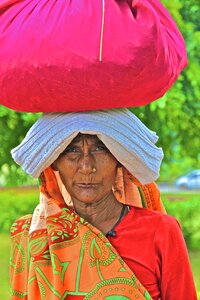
[10,167,165,299]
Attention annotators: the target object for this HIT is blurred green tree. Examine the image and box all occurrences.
[0,107,40,186]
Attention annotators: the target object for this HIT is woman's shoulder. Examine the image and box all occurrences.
[129,206,184,249]
[131,206,181,230]
[10,214,32,237]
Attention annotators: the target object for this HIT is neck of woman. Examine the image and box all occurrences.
[72,193,124,234]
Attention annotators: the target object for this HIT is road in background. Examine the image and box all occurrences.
[158,183,200,193]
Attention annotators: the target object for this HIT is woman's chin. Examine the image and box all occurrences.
[71,184,102,203]
[73,190,99,204]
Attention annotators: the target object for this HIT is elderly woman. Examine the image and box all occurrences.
[10,109,197,300]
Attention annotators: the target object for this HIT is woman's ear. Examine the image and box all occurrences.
[51,162,58,171]
[117,162,123,168]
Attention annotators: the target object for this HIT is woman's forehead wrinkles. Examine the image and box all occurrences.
[70,134,103,145]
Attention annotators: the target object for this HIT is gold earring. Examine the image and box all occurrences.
[92,167,97,173]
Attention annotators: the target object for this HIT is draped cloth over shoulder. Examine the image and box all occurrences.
[10,166,165,300]
[0,0,187,112]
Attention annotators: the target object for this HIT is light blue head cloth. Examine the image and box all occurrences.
[11,108,163,184]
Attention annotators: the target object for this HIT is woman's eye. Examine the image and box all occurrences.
[61,146,79,155]
[94,145,108,152]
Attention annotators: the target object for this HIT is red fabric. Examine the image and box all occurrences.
[108,207,197,300]
[0,0,187,112]
[49,207,197,300]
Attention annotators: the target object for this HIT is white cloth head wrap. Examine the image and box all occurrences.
[11,108,163,184]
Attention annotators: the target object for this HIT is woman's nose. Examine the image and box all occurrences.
[78,153,95,174]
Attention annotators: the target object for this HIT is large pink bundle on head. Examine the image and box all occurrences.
[0,0,187,112]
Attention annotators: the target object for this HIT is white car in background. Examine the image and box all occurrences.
[175,170,200,189]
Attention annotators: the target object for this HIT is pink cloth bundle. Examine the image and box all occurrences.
[0,0,187,112]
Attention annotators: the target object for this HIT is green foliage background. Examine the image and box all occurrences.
[0,0,199,186]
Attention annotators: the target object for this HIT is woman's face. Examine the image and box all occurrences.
[52,134,119,204]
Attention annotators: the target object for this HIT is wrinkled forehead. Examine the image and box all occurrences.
[69,133,104,145]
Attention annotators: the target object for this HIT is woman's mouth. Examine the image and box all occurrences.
[76,183,97,188]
